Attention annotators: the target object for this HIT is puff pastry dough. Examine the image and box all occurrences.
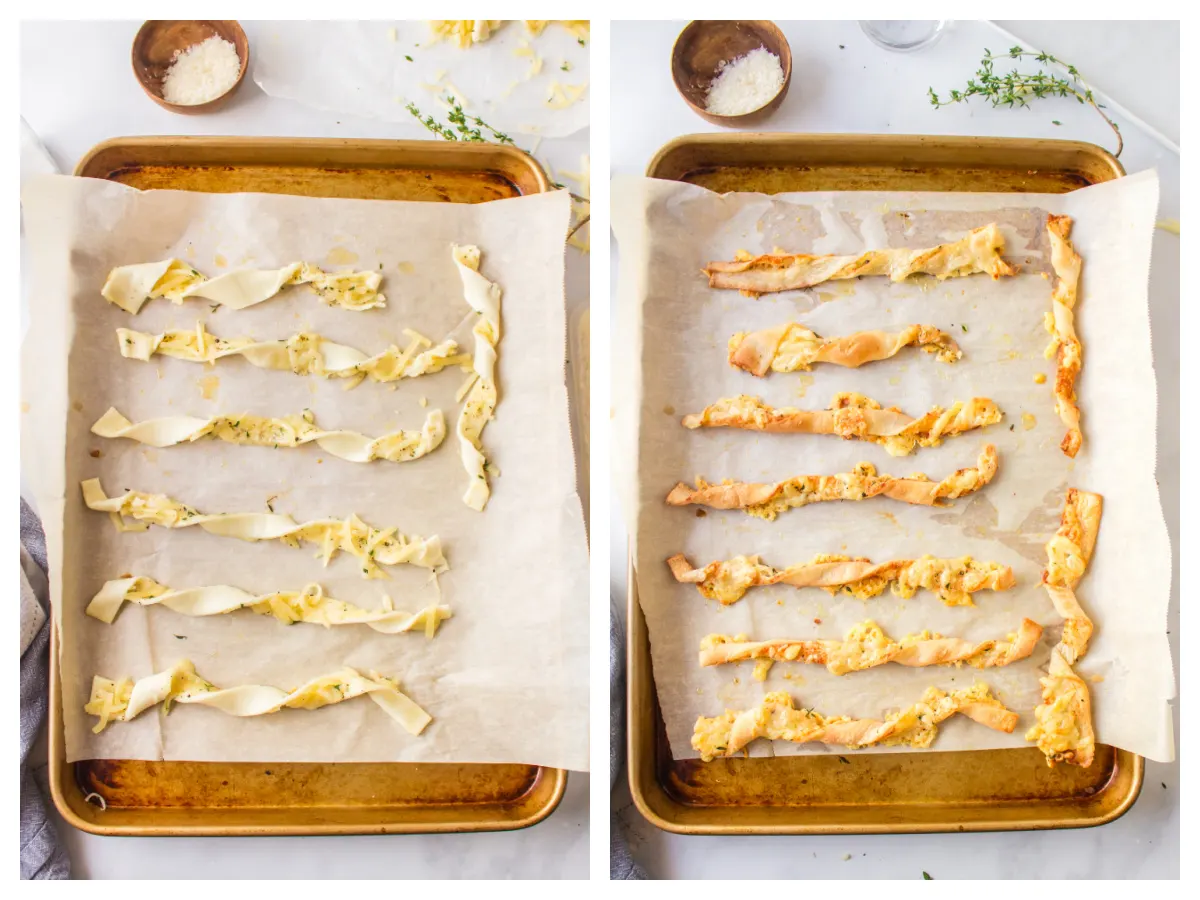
[667,552,1014,607]
[728,322,961,376]
[682,393,1002,456]
[103,259,386,314]
[87,576,451,636]
[700,619,1042,674]
[92,407,446,464]
[666,445,998,519]
[1044,215,1084,457]
[1027,488,1103,768]
[85,659,431,735]
[692,683,1018,760]
[81,478,446,578]
[118,322,466,387]
[704,224,1018,297]
[452,245,502,510]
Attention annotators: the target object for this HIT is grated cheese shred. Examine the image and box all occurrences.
[161,35,241,106]
[704,47,784,116]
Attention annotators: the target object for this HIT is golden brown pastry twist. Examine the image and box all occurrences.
[728,322,961,376]
[1044,214,1084,457]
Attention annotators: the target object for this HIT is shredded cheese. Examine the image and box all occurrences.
[161,36,241,106]
[704,47,785,116]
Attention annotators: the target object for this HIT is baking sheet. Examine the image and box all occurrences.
[252,20,589,139]
[612,170,1174,763]
[21,174,589,772]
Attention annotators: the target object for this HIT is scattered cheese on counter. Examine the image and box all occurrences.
[705,47,784,116]
[545,81,587,109]
[161,35,241,106]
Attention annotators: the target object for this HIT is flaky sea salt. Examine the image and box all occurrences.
[704,47,784,116]
[161,35,241,106]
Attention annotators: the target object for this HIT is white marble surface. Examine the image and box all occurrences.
[21,19,589,880]
[609,19,1179,880]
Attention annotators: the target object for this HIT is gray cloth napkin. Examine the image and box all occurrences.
[610,595,647,880]
[20,500,70,880]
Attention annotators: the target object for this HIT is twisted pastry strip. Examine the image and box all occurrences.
[682,393,1002,456]
[85,659,430,736]
[453,244,502,511]
[692,683,1018,760]
[1044,215,1084,457]
[103,259,386,314]
[92,406,446,464]
[1026,488,1102,769]
[704,223,1018,296]
[700,619,1042,674]
[117,322,467,387]
[666,445,999,520]
[667,552,1014,607]
[87,575,452,636]
[729,322,961,376]
[80,478,446,578]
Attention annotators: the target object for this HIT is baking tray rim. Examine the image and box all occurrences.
[626,131,1141,836]
[49,134,564,836]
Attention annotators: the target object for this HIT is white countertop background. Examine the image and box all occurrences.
[20,19,589,880]
[608,19,1179,880]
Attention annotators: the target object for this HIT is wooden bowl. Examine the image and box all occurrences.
[132,20,249,114]
[671,20,792,127]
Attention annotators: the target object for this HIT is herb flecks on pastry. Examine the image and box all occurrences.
[85,659,430,736]
[452,245,502,511]
[667,552,1014,607]
[699,619,1042,674]
[665,445,999,519]
[1026,648,1096,769]
[87,576,451,637]
[692,683,1018,760]
[704,223,1018,297]
[117,322,467,387]
[729,323,961,376]
[92,406,446,464]
[1043,214,1085,457]
[103,259,387,314]
[80,478,446,578]
[682,393,1001,456]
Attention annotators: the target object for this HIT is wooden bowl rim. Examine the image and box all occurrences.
[131,19,249,113]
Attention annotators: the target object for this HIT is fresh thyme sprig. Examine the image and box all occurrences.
[929,47,1122,158]
[405,95,515,145]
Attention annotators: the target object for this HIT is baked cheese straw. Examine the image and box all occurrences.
[704,223,1018,297]
[92,407,446,464]
[1026,488,1103,769]
[665,445,999,520]
[103,259,386,314]
[80,478,446,578]
[681,393,1002,456]
[692,684,1018,760]
[85,659,431,736]
[699,619,1043,674]
[667,552,1014,607]
[117,322,467,387]
[87,576,452,637]
[729,322,961,376]
[1044,215,1085,457]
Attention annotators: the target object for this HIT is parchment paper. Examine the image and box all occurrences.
[253,20,589,138]
[613,171,1174,763]
[21,174,589,771]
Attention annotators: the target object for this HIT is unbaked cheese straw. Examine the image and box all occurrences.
[691,684,1018,760]
[103,259,387,314]
[665,445,998,520]
[699,619,1043,674]
[729,322,961,376]
[682,393,1002,456]
[117,321,468,387]
[85,659,431,736]
[704,223,1018,297]
[80,478,446,578]
[1044,214,1085,457]
[87,576,452,637]
[667,552,1014,607]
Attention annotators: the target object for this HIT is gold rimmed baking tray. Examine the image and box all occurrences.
[49,136,563,836]
[628,133,1142,835]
